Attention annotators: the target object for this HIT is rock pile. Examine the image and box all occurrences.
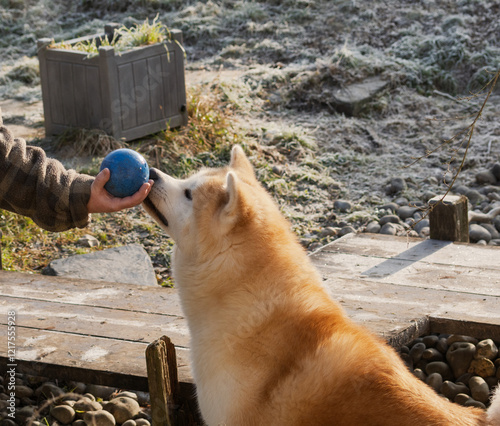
[400,334,500,409]
[361,164,500,244]
[0,375,152,426]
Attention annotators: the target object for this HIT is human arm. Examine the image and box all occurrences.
[0,120,93,231]
[0,111,152,231]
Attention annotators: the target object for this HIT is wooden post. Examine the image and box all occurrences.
[146,336,179,426]
[429,195,469,242]
[37,38,53,136]
[98,45,121,138]
[0,229,3,270]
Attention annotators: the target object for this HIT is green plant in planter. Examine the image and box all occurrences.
[49,15,171,55]
[116,14,170,49]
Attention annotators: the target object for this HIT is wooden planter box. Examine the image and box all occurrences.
[37,24,187,141]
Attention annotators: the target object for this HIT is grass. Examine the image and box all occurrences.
[55,128,125,157]
[116,14,170,48]
[138,83,239,176]
[0,76,343,277]
[2,0,500,279]
[0,81,239,280]
[0,210,87,272]
[49,15,172,56]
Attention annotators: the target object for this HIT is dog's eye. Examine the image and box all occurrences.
[184,188,192,200]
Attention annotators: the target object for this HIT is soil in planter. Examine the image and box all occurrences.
[399,334,500,409]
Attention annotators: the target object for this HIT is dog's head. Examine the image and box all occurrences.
[143,145,273,258]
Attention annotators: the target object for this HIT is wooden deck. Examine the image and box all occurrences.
[1,233,500,393]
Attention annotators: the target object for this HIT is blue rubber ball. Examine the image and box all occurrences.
[100,149,149,198]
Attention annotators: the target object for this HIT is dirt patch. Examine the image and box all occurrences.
[0,99,44,139]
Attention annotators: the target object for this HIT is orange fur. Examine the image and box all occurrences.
[144,146,498,425]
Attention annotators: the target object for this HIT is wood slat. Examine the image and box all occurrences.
[0,271,184,317]
[72,64,90,127]
[321,275,500,329]
[115,42,170,64]
[148,55,165,122]
[133,59,152,126]
[161,52,177,118]
[117,62,137,130]
[0,296,190,348]
[60,62,77,126]
[46,59,64,124]
[318,233,500,270]
[313,251,500,294]
[86,66,103,128]
[0,326,193,391]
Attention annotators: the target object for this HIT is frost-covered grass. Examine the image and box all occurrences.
[2,0,499,95]
[1,0,499,276]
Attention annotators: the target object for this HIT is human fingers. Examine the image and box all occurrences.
[93,168,111,189]
[112,180,154,210]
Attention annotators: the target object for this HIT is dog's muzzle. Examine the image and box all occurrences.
[144,168,169,227]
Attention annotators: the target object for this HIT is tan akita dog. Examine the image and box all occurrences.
[144,145,500,425]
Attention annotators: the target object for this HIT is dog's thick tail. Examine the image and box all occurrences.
[488,386,500,426]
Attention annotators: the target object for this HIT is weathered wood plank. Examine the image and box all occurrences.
[117,62,137,130]
[313,251,500,294]
[0,326,193,389]
[46,59,64,124]
[161,52,177,118]
[115,42,175,64]
[133,58,152,126]
[172,29,188,128]
[429,317,500,342]
[0,271,184,317]
[60,62,77,126]
[0,295,190,348]
[98,45,121,138]
[320,275,500,331]
[0,327,192,390]
[86,66,102,128]
[45,48,98,63]
[317,233,500,270]
[73,64,90,128]
[148,55,164,122]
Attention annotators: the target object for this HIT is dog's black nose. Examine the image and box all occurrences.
[149,168,160,182]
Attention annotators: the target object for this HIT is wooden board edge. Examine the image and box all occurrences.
[385,316,430,348]
[0,356,195,397]
[429,317,500,342]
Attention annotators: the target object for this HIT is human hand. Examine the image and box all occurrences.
[87,168,154,214]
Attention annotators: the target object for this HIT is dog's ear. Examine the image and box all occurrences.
[230,145,256,181]
[220,171,246,232]
[223,171,240,219]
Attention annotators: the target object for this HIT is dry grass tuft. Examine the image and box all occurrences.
[139,82,237,175]
[55,128,126,157]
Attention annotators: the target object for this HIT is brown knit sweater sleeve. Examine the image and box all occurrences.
[0,115,94,232]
